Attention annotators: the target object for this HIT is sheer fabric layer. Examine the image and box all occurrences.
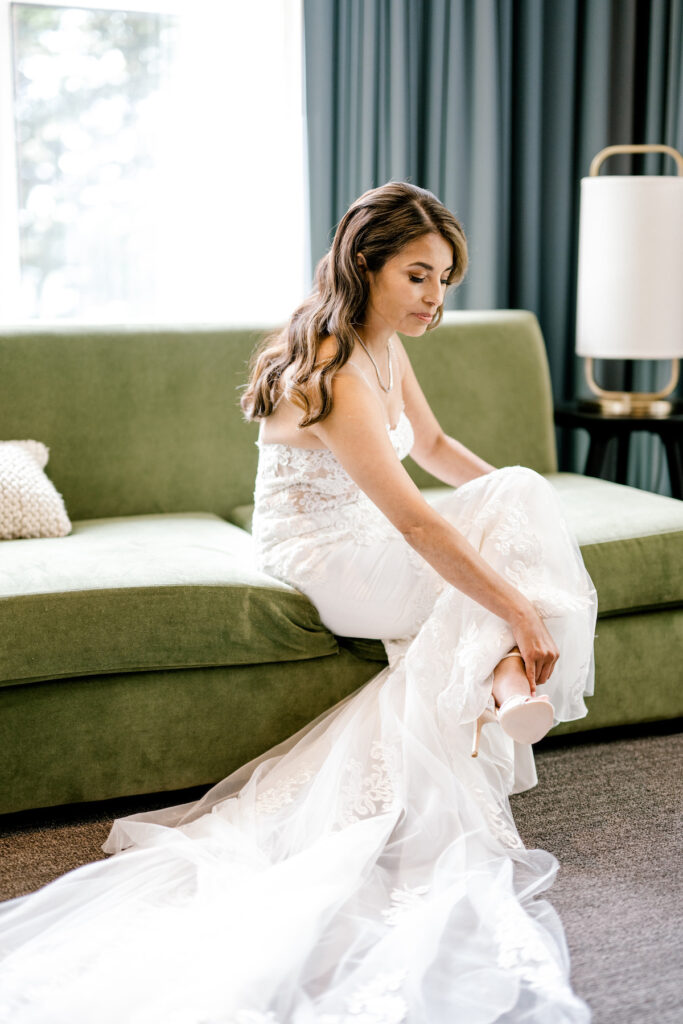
[0,413,597,1023]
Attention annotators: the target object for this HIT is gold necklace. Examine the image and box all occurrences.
[350,325,394,393]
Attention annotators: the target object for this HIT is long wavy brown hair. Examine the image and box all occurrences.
[241,181,468,427]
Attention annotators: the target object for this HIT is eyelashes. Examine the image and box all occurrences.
[409,275,449,285]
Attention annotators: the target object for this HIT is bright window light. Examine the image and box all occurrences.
[2,0,307,324]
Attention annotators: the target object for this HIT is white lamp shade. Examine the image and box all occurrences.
[576,176,683,358]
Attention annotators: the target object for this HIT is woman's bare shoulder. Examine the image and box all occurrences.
[259,336,365,447]
[313,334,369,386]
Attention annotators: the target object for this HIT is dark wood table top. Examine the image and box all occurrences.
[555,401,683,432]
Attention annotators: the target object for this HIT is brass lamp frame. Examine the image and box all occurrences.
[581,143,683,418]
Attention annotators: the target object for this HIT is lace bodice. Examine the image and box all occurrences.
[252,412,416,588]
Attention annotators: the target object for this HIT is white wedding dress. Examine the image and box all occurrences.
[0,412,597,1023]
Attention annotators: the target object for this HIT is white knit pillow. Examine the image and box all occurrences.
[0,440,71,540]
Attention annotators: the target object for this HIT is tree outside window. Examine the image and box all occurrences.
[3,0,307,323]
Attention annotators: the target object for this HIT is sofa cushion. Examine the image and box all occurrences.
[0,513,338,687]
[229,504,255,532]
[546,473,683,615]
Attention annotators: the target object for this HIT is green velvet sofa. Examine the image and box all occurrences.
[1,311,681,815]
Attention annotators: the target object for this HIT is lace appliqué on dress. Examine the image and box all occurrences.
[471,785,524,849]
[469,480,595,625]
[453,621,511,682]
[381,885,430,926]
[320,970,409,1024]
[254,763,315,815]
[489,500,542,563]
[336,742,400,829]
[230,973,409,1024]
[252,415,416,589]
[505,559,596,619]
[494,898,566,991]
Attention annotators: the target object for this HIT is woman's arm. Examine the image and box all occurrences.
[308,371,558,688]
[396,339,496,486]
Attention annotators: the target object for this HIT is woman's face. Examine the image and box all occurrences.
[362,232,454,337]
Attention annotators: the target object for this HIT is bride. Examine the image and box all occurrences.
[0,182,597,1022]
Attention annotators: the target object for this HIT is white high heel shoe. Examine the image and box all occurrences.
[471,652,555,757]
[497,692,554,744]
[471,693,554,757]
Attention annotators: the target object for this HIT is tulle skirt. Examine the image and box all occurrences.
[0,468,597,1022]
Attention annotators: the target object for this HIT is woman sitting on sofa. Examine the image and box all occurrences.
[0,182,597,1023]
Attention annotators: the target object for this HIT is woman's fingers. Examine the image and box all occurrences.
[525,659,537,695]
[536,652,559,688]
[521,649,559,691]
[512,609,559,694]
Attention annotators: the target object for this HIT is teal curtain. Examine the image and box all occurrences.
[303,0,683,493]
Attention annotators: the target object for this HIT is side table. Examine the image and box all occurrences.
[554,401,683,499]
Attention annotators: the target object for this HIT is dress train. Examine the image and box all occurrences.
[0,423,597,1022]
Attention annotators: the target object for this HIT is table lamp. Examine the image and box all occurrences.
[576,143,683,417]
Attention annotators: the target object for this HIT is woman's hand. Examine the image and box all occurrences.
[509,603,559,694]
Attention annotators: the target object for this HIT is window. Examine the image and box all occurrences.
[0,0,307,323]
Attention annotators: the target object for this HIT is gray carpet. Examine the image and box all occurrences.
[1,723,681,1023]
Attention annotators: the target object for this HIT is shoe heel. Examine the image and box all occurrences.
[471,701,496,758]
[471,716,484,758]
